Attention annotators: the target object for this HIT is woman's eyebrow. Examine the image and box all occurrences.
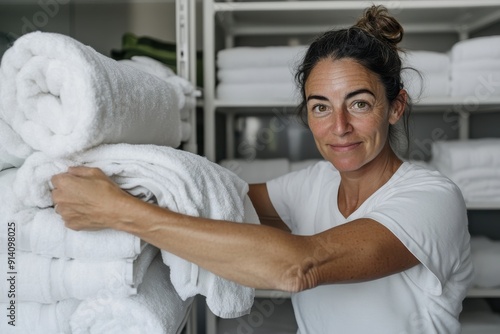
[306,95,329,102]
[345,88,375,99]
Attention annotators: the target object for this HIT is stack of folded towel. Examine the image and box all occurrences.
[216,45,307,102]
[401,50,451,100]
[430,138,500,203]
[0,31,257,333]
[450,35,500,98]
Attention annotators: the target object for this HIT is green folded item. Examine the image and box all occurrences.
[112,32,204,86]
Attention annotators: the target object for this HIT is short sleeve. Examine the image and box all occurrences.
[364,171,469,295]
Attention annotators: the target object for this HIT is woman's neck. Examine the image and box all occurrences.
[337,147,402,218]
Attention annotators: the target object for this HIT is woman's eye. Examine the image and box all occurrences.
[351,101,370,111]
[313,104,328,112]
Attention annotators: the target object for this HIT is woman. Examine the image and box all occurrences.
[51,6,473,333]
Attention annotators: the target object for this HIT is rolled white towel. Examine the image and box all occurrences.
[0,31,185,157]
[401,50,450,73]
[70,254,193,334]
[0,119,32,171]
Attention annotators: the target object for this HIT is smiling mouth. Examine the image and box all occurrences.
[328,142,360,152]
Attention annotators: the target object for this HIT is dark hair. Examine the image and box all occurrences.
[295,5,412,154]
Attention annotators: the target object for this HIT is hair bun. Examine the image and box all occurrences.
[354,5,404,50]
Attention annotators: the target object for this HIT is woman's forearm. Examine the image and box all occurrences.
[115,196,308,292]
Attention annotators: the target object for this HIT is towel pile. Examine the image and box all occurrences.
[0,31,256,334]
[450,36,500,98]
[216,45,307,102]
[430,138,500,203]
[401,50,451,99]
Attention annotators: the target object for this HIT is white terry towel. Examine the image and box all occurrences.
[0,251,136,303]
[13,144,255,318]
[0,168,142,260]
[0,299,80,334]
[217,45,307,69]
[219,158,290,183]
[0,31,185,157]
[470,236,500,288]
[0,119,32,171]
[401,50,451,99]
[70,254,193,334]
[217,66,296,84]
[450,35,500,62]
[450,60,500,97]
[216,82,299,102]
[431,138,500,176]
[118,56,196,122]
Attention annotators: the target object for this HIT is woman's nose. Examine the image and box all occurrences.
[330,110,352,136]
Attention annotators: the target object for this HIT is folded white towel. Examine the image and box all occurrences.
[216,82,299,102]
[402,71,450,99]
[14,143,255,317]
[451,35,500,62]
[217,66,295,84]
[217,45,307,69]
[119,56,196,122]
[0,168,142,260]
[401,50,450,73]
[70,254,193,334]
[0,299,80,334]
[219,158,290,183]
[451,59,500,97]
[431,139,500,175]
[470,236,500,288]
[0,251,136,303]
[0,31,185,157]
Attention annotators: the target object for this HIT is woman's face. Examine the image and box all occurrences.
[305,58,404,172]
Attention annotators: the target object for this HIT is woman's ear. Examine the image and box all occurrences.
[389,89,408,125]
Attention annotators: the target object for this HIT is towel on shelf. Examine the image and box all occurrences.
[70,254,193,334]
[0,299,80,334]
[448,168,500,202]
[431,138,500,176]
[450,65,500,97]
[216,82,299,102]
[118,56,196,121]
[0,31,188,157]
[217,66,295,84]
[217,45,307,69]
[400,50,451,99]
[13,143,255,318]
[450,35,500,63]
[470,236,500,289]
[219,158,290,183]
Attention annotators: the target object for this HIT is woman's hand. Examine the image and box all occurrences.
[50,166,136,231]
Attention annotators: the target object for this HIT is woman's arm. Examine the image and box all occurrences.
[51,166,419,292]
[248,183,290,232]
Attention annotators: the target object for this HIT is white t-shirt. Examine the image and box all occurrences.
[267,161,474,334]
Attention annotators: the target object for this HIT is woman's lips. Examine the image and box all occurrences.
[328,142,360,152]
